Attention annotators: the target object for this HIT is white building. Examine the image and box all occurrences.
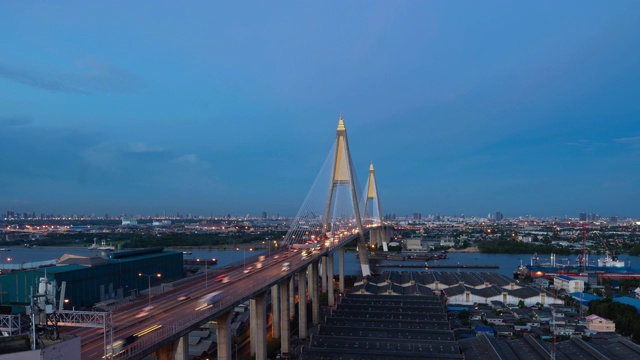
[553,275,584,293]
[121,218,138,226]
[405,238,423,251]
[442,284,563,307]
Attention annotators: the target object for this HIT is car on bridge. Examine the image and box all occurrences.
[196,290,224,311]
[135,305,154,318]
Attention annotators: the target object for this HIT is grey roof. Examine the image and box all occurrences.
[301,284,460,359]
[305,336,462,359]
[459,334,519,360]
[442,284,467,297]
[57,254,110,266]
[460,333,640,360]
[325,317,451,331]
[318,325,455,342]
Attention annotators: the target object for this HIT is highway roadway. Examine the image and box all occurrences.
[59,241,342,360]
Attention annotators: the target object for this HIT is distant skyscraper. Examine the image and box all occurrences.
[262,211,267,219]
[579,212,587,221]
[495,211,504,221]
[413,212,421,220]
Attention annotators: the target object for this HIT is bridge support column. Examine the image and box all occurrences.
[321,256,328,293]
[339,247,345,293]
[298,268,308,339]
[215,310,234,360]
[307,265,314,301]
[250,298,257,356]
[311,259,320,325]
[250,291,268,360]
[289,276,295,320]
[374,227,383,248]
[271,284,280,338]
[357,235,371,276]
[279,280,290,355]
[154,334,188,360]
[328,254,335,307]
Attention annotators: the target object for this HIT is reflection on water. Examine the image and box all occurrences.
[3,246,639,279]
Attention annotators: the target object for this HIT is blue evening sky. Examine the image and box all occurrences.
[1,2,639,219]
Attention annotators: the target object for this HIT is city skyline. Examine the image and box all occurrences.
[1,2,639,218]
[1,208,631,222]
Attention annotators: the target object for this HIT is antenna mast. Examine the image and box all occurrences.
[581,223,587,273]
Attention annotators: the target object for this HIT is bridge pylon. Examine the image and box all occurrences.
[321,115,370,276]
[362,162,391,251]
[362,162,383,227]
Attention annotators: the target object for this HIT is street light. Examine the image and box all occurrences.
[0,257,11,275]
[197,259,208,289]
[138,273,161,308]
[238,247,253,268]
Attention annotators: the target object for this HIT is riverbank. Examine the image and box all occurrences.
[446,246,480,253]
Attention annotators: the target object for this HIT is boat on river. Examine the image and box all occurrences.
[89,239,115,251]
[514,252,640,280]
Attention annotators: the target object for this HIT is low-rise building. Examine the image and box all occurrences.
[554,275,584,293]
[585,314,615,332]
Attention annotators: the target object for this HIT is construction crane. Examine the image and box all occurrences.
[592,230,617,261]
[575,223,587,273]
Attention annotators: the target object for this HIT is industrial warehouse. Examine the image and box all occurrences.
[0,248,183,313]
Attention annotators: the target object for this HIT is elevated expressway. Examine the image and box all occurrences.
[63,226,391,360]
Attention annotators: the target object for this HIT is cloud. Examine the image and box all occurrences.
[0,115,33,128]
[171,154,209,167]
[80,141,171,171]
[0,58,145,95]
[126,142,167,154]
[614,136,640,144]
[0,64,89,94]
[71,57,147,93]
[563,139,607,152]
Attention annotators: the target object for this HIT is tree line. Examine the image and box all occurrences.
[589,298,640,343]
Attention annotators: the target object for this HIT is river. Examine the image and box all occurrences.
[3,246,640,279]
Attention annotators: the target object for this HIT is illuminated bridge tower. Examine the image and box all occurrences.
[322,115,370,276]
[363,162,390,251]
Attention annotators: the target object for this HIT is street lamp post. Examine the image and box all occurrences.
[138,273,161,309]
[197,259,208,290]
[238,248,253,268]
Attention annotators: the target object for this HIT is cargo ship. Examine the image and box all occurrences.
[513,252,640,281]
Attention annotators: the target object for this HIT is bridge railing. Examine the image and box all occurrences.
[112,269,297,359]
[109,231,368,359]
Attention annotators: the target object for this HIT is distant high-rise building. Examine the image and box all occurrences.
[579,212,587,221]
[262,211,267,219]
[496,211,504,221]
[413,212,421,220]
